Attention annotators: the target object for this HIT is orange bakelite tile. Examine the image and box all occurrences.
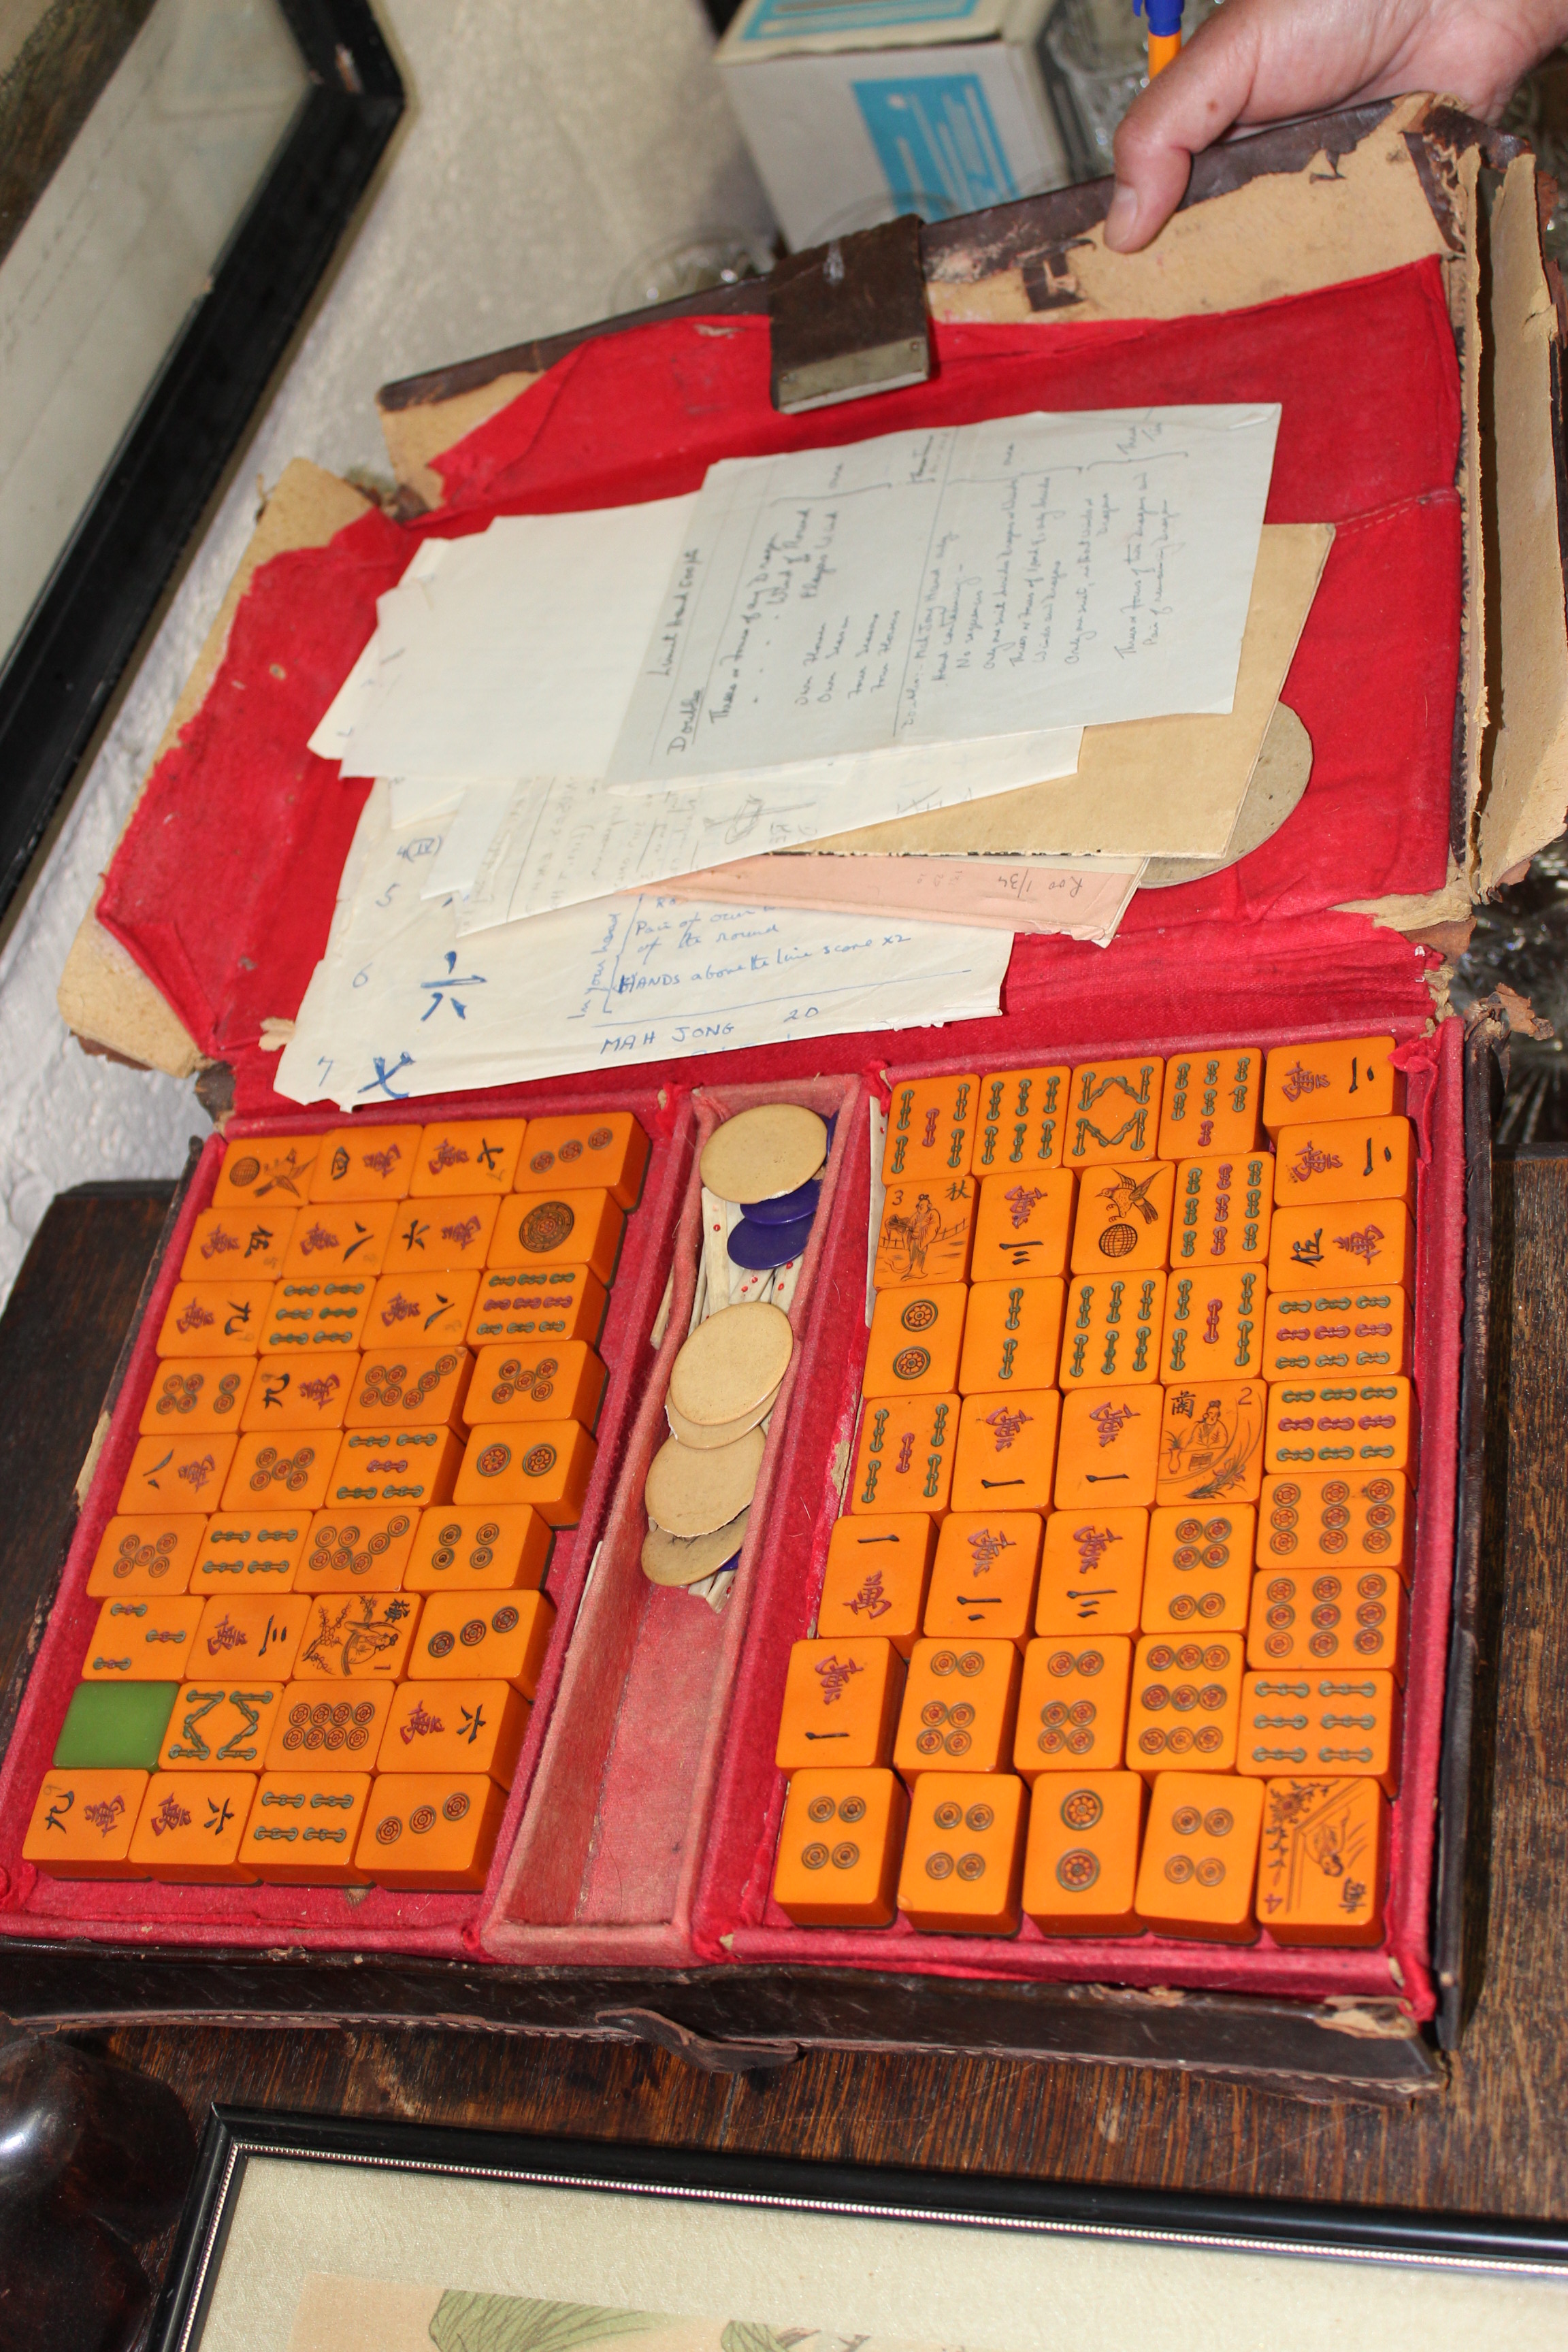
[517,1111,649,1210]
[1260,1284,1411,1381]
[893,1638,1019,1778]
[1034,1508,1147,1637]
[408,1588,555,1699]
[87,1515,206,1599]
[1022,1769,1145,1934]
[218,1431,336,1514]
[1264,1375,1414,1477]
[191,1514,310,1595]
[263,1682,391,1769]
[380,1677,530,1784]
[1141,1506,1254,1635]
[154,1680,287,1772]
[128,1771,259,1882]
[466,1264,607,1347]
[345,1345,473,1431]
[191,1595,307,1678]
[949,1389,1059,1513]
[410,1119,525,1196]
[771,1767,908,1927]
[469,1340,605,1429]
[370,1270,481,1347]
[140,1358,255,1437]
[281,1200,397,1281]
[864,1285,967,1398]
[238,1359,355,1435]
[1015,1634,1130,1778]
[261,1277,374,1358]
[82,1597,203,1680]
[1247,1562,1406,1678]
[156,1281,272,1359]
[1159,1266,1264,1384]
[1154,1378,1267,1507]
[970,1169,1074,1284]
[243,1771,374,1883]
[1128,1633,1243,1774]
[382,1195,501,1276]
[453,1420,596,1524]
[873,1177,976,1290]
[959,1277,1066,1394]
[1064,1058,1163,1169]
[1134,1772,1264,1940]
[488,1189,623,1284]
[118,1432,235,1516]
[211,1138,318,1208]
[309,1124,421,1203]
[405,1504,553,1595]
[847,1393,959,1516]
[970,1065,1071,1176]
[1238,1669,1401,1793]
[777,1637,904,1771]
[296,1505,421,1594]
[1266,1200,1415,1293]
[1054,1388,1159,1508]
[882,1074,979,1182]
[816,1514,934,1656]
[1171,1154,1273,1269]
[1273,1117,1415,1210]
[924,1512,1042,1649]
[1262,1036,1401,1134]
[327,1424,463,1512]
[356,1773,510,1888]
[1258,1774,1388,1943]
[24,1769,149,1878]
[291,1590,421,1680]
[1070,1160,1175,1275]
[896,1771,1026,1933]
[180,1205,295,1283]
[1256,1470,1411,1580]
[1157,1048,1262,1161]
[1059,1272,1164,1389]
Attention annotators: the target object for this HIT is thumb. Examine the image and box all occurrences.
[1105,13,1264,251]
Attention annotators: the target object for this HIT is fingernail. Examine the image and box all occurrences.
[1105,182,1139,250]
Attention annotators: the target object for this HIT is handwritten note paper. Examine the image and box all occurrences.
[274,787,1015,1109]
[656,851,1145,939]
[606,406,1281,791]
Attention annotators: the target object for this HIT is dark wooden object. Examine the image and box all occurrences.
[767,214,931,413]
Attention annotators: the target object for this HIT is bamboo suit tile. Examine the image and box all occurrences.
[882,1075,977,1181]
[1128,1634,1243,1771]
[24,1769,149,1878]
[240,1359,355,1435]
[971,1065,1071,1175]
[772,1767,908,1927]
[873,1177,976,1290]
[1054,1388,1160,1508]
[949,1390,1059,1513]
[970,1171,1074,1283]
[128,1771,258,1882]
[1263,1036,1401,1132]
[372,1270,481,1346]
[454,1420,596,1524]
[1022,1770,1145,1934]
[1247,1563,1406,1676]
[1264,1376,1414,1475]
[82,1597,203,1678]
[848,1393,958,1516]
[140,1359,255,1437]
[777,1637,905,1770]
[220,1431,335,1514]
[1257,1470,1411,1578]
[1172,1154,1272,1267]
[1035,1509,1147,1636]
[1155,1379,1266,1506]
[265,1682,391,1768]
[212,1138,318,1207]
[310,1124,422,1202]
[291,1590,421,1680]
[960,1277,1066,1394]
[261,1277,374,1355]
[1158,1048,1262,1160]
[384,1196,502,1275]
[466,1265,606,1346]
[1058,1273,1163,1388]
[411,1118,525,1196]
[924,1513,1042,1648]
[1260,1285,1411,1379]
[1070,1161,1174,1274]
[1239,1669,1401,1791]
[518,1111,649,1209]
[405,1505,553,1595]
[896,1771,1026,1933]
[1141,1506,1254,1634]
[864,1285,967,1398]
[1015,1635,1130,1776]
[87,1516,205,1598]
[1258,1774,1387,1943]
[1273,1117,1415,1209]
[356,1773,509,1889]
[297,1506,420,1593]
[193,1595,306,1677]
[1266,1200,1416,1292]
[119,1432,235,1516]
[157,1281,273,1358]
[329,1425,463,1509]
[894,1638,1019,1776]
[180,1205,295,1283]
[192,1515,310,1592]
[244,1771,374,1883]
[1064,1058,1162,1168]
[488,1189,623,1284]
[281,1201,397,1279]
[1134,1773,1263,1939]
[380,1678,530,1784]
[155,1680,287,1771]
[408,1588,556,1699]
[346,1345,474,1431]
[1159,1267,1262,1384]
[817,1515,934,1655]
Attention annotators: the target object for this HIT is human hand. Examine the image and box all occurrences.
[1104,0,1568,250]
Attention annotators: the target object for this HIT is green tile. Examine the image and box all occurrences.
[52,1682,178,1770]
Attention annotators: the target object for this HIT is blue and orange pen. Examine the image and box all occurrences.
[1135,0,1184,76]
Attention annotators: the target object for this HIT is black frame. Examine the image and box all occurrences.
[150,2108,1568,2352]
[0,0,403,920]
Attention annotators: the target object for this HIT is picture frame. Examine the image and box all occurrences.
[152,2109,1568,2352]
[0,0,402,920]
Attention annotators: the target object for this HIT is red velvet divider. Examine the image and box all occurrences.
[94,263,1461,1118]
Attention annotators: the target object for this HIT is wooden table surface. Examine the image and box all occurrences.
[2,1160,1564,2276]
